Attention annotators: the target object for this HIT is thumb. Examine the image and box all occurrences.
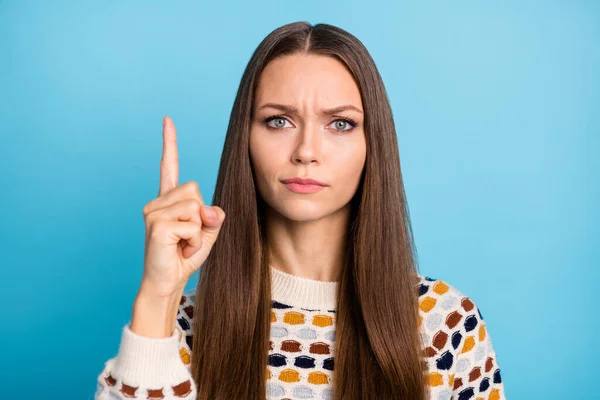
[183,205,225,263]
[200,205,225,241]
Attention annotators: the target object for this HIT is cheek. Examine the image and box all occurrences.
[330,140,366,185]
[250,131,269,171]
[249,135,285,190]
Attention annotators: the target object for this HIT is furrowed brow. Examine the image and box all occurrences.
[258,103,299,114]
[258,103,363,115]
[322,105,363,115]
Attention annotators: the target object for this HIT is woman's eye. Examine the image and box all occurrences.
[264,116,356,131]
[266,117,292,129]
[330,119,355,132]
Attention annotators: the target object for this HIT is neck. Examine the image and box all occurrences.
[265,204,350,282]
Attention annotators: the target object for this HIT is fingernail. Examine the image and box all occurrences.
[203,205,216,218]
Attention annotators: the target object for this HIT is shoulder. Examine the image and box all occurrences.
[416,273,485,319]
[416,273,489,357]
[416,274,505,396]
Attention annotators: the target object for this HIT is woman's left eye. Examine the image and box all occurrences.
[330,118,357,132]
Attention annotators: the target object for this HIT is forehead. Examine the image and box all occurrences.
[254,53,362,108]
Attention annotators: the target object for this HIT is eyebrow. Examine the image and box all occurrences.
[258,103,363,115]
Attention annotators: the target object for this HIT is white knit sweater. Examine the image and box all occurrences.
[95,266,505,399]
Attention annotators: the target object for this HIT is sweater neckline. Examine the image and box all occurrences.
[269,265,338,310]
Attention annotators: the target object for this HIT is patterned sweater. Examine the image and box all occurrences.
[95,266,506,400]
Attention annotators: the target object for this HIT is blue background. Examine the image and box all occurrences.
[1,1,597,399]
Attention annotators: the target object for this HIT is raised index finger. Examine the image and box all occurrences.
[158,116,179,197]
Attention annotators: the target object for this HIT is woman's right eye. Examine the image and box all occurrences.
[265,116,293,129]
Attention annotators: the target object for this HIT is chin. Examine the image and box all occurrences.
[273,201,330,223]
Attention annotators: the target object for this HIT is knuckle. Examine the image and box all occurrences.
[187,199,201,213]
[183,180,198,190]
[185,181,201,197]
[150,220,167,236]
[145,209,157,225]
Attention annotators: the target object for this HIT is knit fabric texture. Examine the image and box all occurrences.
[95,266,505,400]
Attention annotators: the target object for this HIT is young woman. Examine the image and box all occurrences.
[95,21,505,400]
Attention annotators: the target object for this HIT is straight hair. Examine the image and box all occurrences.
[191,21,427,399]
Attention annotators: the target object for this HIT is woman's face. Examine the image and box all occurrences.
[249,53,366,222]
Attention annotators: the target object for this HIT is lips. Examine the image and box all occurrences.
[281,177,327,194]
[280,177,328,186]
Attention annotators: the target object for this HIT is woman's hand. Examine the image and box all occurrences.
[141,116,225,297]
[131,116,225,337]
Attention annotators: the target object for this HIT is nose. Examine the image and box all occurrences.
[292,123,321,165]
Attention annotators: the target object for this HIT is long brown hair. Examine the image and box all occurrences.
[191,21,427,399]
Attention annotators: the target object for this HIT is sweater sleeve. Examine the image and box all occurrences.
[419,276,506,399]
[450,299,506,400]
[94,293,197,400]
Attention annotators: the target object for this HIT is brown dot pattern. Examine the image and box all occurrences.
[96,275,505,399]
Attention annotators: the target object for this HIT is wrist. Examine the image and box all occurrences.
[131,286,184,338]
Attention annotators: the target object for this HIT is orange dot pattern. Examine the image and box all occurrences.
[418,275,505,399]
[96,275,505,399]
[265,300,337,399]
